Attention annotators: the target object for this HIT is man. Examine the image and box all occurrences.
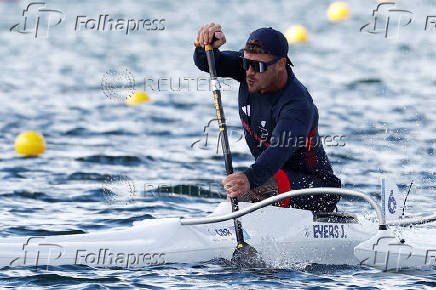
[194,23,341,212]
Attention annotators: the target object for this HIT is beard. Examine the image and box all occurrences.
[246,77,261,93]
[247,78,274,94]
[247,83,260,93]
[246,69,278,94]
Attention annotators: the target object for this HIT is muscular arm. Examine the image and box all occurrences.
[243,102,314,188]
[193,47,245,82]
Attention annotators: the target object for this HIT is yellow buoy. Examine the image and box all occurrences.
[327,2,350,22]
[125,90,150,106]
[284,25,308,43]
[15,131,45,156]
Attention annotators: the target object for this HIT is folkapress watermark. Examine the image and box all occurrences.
[9,2,64,38]
[191,118,347,153]
[360,2,436,38]
[358,235,436,272]
[9,236,166,270]
[258,132,347,149]
[75,15,165,35]
[9,236,64,270]
[191,118,244,153]
[10,2,166,38]
[74,249,166,268]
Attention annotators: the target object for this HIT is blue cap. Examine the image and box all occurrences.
[245,27,294,66]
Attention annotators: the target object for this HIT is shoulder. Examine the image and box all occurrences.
[285,72,313,102]
[277,76,315,117]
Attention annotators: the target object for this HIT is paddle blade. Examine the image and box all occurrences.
[231,242,266,268]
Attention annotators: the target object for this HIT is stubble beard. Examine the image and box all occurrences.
[247,84,260,93]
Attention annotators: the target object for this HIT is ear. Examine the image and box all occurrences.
[278,58,287,71]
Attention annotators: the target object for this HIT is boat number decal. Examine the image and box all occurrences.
[215,228,232,237]
[313,224,347,239]
[206,226,251,240]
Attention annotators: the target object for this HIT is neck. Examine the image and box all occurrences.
[261,69,288,94]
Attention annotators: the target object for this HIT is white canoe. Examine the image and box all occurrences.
[1,188,434,270]
[0,201,375,269]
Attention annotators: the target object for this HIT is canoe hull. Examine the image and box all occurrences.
[0,202,376,269]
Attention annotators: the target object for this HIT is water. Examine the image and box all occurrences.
[0,0,435,288]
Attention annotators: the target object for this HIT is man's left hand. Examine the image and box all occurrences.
[222,173,250,198]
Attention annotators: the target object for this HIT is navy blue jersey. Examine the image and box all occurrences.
[194,47,341,191]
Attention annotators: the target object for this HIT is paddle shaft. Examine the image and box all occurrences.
[204,44,245,246]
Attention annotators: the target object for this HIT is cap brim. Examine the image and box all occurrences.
[286,56,294,67]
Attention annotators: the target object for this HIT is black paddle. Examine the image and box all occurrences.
[201,42,265,268]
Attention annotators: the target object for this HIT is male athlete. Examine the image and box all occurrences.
[194,23,341,212]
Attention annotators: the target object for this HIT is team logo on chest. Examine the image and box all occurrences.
[258,120,269,143]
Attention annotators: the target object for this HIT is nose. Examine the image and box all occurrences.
[246,65,256,76]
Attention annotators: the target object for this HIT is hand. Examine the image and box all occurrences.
[195,23,226,48]
[222,173,250,198]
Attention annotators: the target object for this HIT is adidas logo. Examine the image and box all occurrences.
[241,105,251,116]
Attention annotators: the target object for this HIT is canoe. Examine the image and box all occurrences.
[0,201,375,269]
[1,188,434,270]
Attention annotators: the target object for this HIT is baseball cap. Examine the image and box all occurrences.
[244,27,294,66]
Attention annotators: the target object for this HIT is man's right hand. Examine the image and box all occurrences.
[195,23,226,48]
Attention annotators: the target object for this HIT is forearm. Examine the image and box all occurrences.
[193,47,245,81]
[193,46,218,73]
[244,145,294,188]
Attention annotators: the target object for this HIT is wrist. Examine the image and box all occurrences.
[242,169,257,190]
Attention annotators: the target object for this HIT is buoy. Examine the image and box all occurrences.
[327,2,350,22]
[284,25,308,43]
[125,90,150,106]
[15,131,45,156]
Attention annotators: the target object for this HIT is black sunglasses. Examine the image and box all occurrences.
[241,57,281,73]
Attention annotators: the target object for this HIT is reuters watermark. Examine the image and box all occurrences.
[100,67,237,101]
[100,175,225,205]
[101,175,136,205]
[144,76,234,92]
[101,67,136,101]
[143,181,224,199]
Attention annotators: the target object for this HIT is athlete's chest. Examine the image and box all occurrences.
[239,91,277,143]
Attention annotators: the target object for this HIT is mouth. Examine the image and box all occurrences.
[247,78,255,86]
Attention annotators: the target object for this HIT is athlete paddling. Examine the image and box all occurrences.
[194,23,341,212]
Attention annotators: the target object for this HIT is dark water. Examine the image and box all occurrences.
[0,0,435,288]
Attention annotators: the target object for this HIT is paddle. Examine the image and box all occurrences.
[202,42,265,268]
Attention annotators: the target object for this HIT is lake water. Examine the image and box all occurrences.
[0,0,435,288]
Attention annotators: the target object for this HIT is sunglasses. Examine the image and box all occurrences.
[241,57,281,73]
